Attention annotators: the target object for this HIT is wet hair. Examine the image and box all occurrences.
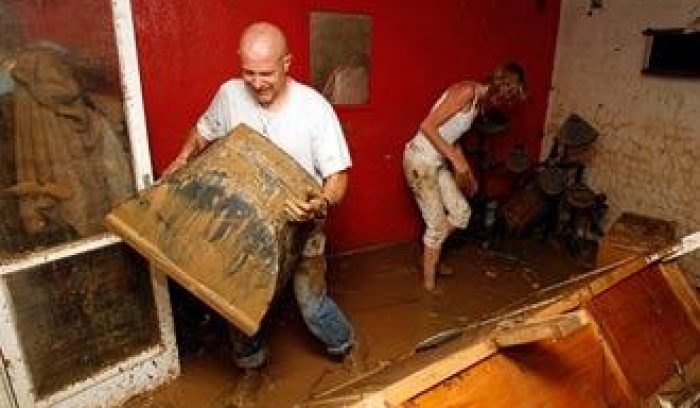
[489,61,528,104]
[502,62,526,90]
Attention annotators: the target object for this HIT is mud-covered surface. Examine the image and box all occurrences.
[7,244,160,398]
[122,237,592,408]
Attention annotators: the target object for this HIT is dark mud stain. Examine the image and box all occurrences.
[168,171,276,271]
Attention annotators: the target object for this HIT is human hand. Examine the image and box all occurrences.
[449,146,470,174]
[160,157,187,181]
[285,193,329,222]
[455,167,478,198]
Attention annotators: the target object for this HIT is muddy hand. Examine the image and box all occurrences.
[158,157,188,184]
[284,190,328,222]
[455,169,478,198]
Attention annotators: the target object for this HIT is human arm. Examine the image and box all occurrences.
[160,82,233,178]
[161,128,212,177]
[285,170,348,222]
[420,82,478,193]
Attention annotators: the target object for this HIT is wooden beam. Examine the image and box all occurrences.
[660,263,700,331]
[493,310,588,348]
[343,311,589,407]
[331,245,694,407]
[379,340,497,407]
[585,303,641,406]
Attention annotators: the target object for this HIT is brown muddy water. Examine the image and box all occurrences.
[122,237,592,408]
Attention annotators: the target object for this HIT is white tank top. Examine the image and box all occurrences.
[408,89,479,164]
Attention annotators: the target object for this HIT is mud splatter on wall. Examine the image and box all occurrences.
[544,0,700,284]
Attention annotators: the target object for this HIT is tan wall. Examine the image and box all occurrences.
[544,0,700,284]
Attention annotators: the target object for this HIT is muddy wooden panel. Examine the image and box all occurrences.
[328,249,695,406]
[408,326,632,408]
[5,243,160,398]
[588,265,700,397]
[597,212,675,267]
[106,124,320,335]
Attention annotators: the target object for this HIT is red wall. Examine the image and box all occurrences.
[132,0,561,252]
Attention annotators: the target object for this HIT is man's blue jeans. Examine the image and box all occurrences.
[230,255,353,368]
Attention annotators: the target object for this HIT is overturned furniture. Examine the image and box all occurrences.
[307,215,700,407]
[106,124,320,336]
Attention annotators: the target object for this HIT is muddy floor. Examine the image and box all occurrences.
[122,236,593,408]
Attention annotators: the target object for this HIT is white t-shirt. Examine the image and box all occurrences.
[196,78,351,184]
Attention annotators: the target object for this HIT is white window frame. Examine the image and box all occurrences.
[0,1,179,406]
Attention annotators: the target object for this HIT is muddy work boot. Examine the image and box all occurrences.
[218,368,264,408]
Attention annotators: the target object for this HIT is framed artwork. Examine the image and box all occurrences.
[310,12,372,105]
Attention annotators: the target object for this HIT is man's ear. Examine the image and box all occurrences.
[282,53,292,72]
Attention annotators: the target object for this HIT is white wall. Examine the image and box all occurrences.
[545,0,700,283]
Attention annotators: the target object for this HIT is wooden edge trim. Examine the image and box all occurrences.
[349,311,588,407]
[583,305,641,405]
[534,257,651,319]
[659,263,700,331]
[376,340,498,407]
[105,214,259,336]
[334,255,664,407]
[493,310,589,348]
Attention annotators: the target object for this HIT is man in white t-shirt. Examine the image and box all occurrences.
[163,22,355,372]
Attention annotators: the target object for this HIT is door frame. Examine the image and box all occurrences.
[0,1,179,406]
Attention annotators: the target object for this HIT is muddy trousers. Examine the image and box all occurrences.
[403,143,471,249]
[229,255,354,368]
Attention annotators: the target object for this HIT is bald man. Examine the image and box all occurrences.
[164,22,355,369]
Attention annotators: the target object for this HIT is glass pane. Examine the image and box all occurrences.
[4,243,160,398]
[0,1,135,257]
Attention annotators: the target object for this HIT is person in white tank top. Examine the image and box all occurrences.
[404,63,527,291]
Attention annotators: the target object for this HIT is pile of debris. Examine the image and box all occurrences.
[488,114,607,258]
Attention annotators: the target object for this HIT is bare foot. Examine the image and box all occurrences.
[424,275,436,291]
[438,264,455,276]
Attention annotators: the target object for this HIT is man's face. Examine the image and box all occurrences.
[240,51,291,106]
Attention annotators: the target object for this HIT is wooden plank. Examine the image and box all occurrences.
[409,326,635,408]
[339,312,586,407]
[533,255,654,318]
[330,218,697,407]
[331,254,655,407]
[660,263,700,331]
[585,304,641,406]
[379,339,497,407]
[493,310,588,348]
[105,215,257,334]
[106,124,320,336]
[588,265,700,398]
